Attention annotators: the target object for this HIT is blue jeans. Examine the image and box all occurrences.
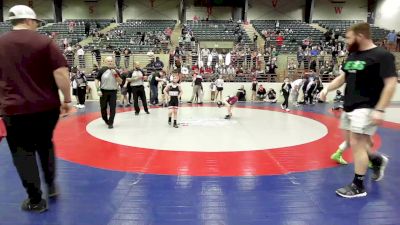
[150,85,159,104]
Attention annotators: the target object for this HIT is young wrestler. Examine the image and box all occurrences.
[164,74,183,128]
[219,93,240,119]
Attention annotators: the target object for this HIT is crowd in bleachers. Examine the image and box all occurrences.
[87,20,175,54]
[9,18,392,84]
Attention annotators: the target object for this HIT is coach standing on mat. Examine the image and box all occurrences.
[0,5,72,212]
[129,62,150,115]
[96,56,122,129]
[320,23,397,198]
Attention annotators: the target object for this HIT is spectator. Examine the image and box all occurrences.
[237,85,246,101]
[256,85,267,100]
[265,88,277,103]
[396,31,400,51]
[74,68,88,108]
[76,45,85,68]
[296,47,304,68]
[91,48,101,66]
[123,48,131,69]
[251,78,258,101]
[149,70,163,105]
[113,48,121,68]
[276,34,284,52]
[188,72,203,104]
[386,30,397,52]
[68,20,75,33]
[154,57,164,71]
[128,62,150,115]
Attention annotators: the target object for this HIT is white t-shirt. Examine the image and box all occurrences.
[215,78,224,88]
[225,52,231,65]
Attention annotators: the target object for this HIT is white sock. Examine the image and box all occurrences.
[338,141,349,153]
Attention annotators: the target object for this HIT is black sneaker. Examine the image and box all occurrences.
[336,183,367,198]
[135,112,139,116]
[173,124,179,128]
[187,101,192,104]
[168,121,171,125]
[108,124,114,129]
[48,184,59,198]
[21,199,48,213]
[224,115,231,119]
[145,111,150,114]
[372,155,389,181]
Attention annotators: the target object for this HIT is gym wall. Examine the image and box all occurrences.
[374,0,400,31]
[247,0,305,21]
[313,0,368,21]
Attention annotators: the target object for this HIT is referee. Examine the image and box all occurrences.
[320,23,397,198]
[95,56,122,129]
[0,5,72,212]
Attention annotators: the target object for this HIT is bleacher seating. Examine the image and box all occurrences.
[0,22,11,35]
[65,19,112,30]
[187,20,252,44]
[88,20,176,53]
[252,20,324,53]
[38,22,86,47]
[314,20,389,41]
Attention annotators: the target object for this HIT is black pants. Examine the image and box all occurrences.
[100,90,117,125]
[132,85,149,113]
[282,92,289,109]
[77,86,86,105]
[115,57,121,68]
[306,85,316,104]
[3,108,60,203]
[127,86,133,103]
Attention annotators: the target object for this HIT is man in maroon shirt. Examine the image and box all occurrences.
[0,5,72,213]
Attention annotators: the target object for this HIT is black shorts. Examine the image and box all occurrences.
[72,89,77,96]
[168,99,179,108]
[217,87,223,91]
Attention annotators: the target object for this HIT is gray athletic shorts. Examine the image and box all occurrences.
[120,87,128,95]
[340,108,377,135]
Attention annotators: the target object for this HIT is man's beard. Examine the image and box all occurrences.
[347,41,360,52]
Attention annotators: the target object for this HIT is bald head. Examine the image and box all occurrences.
[134,62,141,69]
[104,56,114,68]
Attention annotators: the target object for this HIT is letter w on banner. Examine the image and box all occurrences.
[272,0,278,8]
[334,7,343,14]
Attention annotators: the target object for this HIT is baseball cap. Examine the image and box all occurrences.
[7,5,43,23]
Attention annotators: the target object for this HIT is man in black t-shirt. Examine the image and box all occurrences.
[113,48,121,68]
[320,23,397,199]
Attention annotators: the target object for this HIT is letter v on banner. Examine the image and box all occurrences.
[334,6,343,14]
[272,0,278,8]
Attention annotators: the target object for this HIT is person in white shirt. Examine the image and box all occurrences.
[225,51,231,66]
[77,45,85,68]
[210,80,217,102]
[291,77,305,107]
[215,75,224,101]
